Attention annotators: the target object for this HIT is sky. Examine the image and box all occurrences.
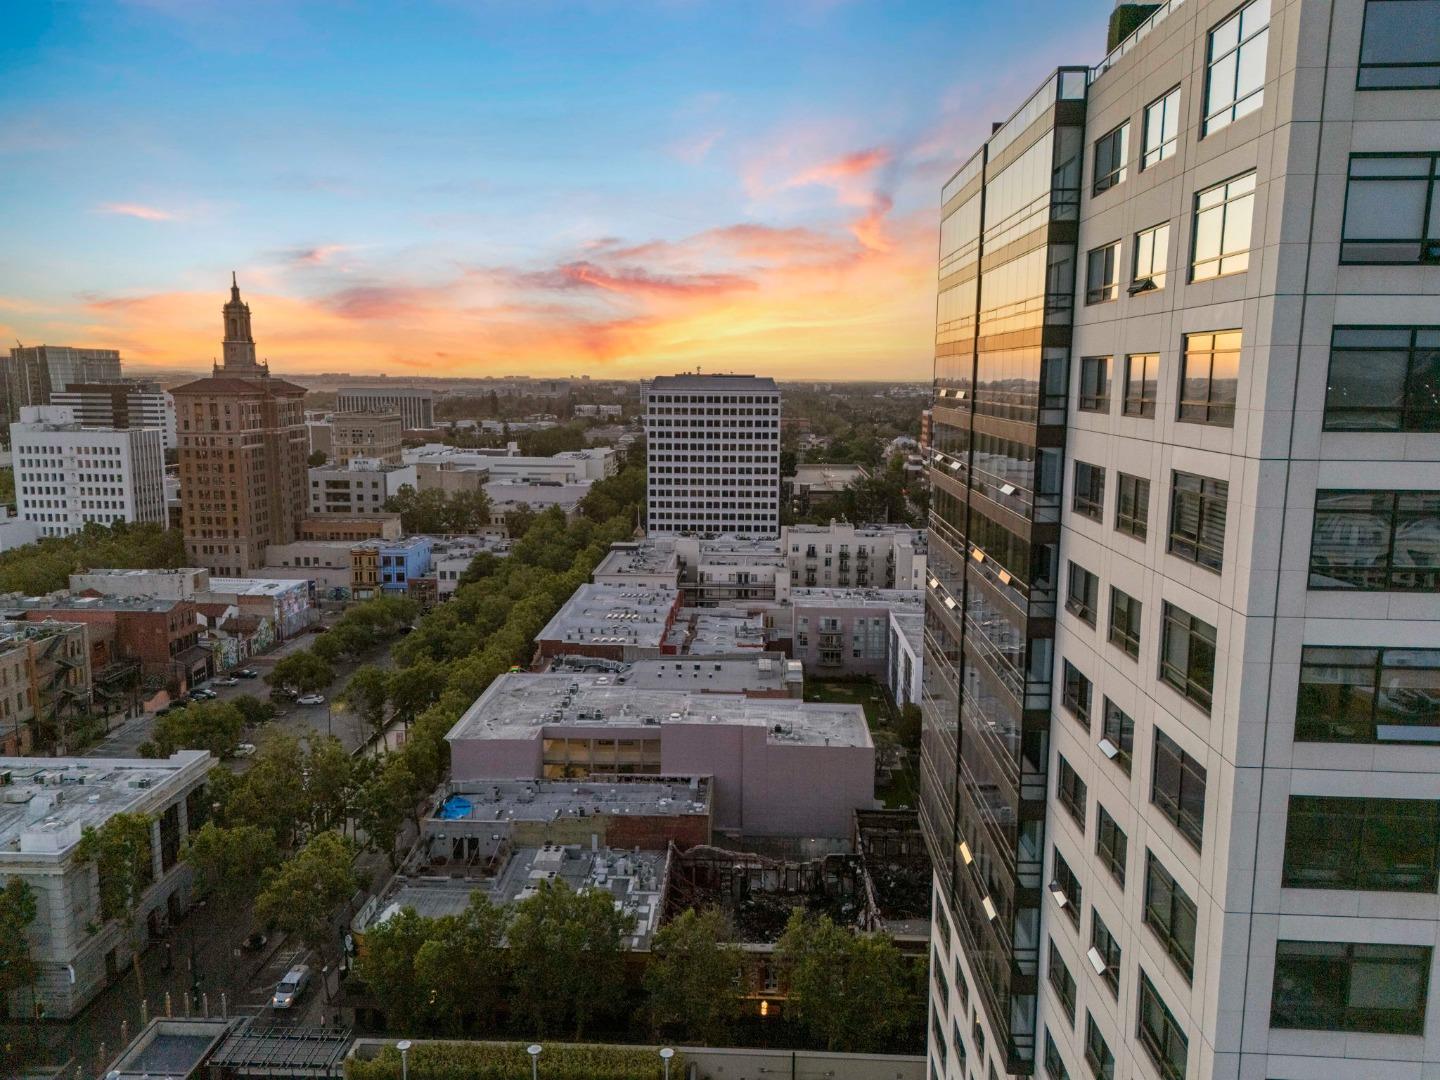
[0,0,1107,381]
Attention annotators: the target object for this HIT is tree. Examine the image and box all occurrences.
[231,694,277,728]
[895,702,921,751]
[341,665,390,740]
[353,756,419,865]
[183,823,280,950]
[266,650,334,694]
[644,907,745,1045]
[76,812,154,997]
[308,450,329,467]
[354,905,431,1030]
[507,880,633,1038]
[775,911,915,1052]
[502,503,536,539]
[254,831,359,991]
[414,893,509,1034]
[305,736,358,836]
[224,733,309,848]
[145,700,246,758]
[387,659,441,730]
[0,878,38,1008]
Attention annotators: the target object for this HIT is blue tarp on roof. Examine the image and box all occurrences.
[437,795,473,820]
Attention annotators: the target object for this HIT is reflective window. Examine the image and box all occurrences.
[1093,122,1129,194]
[1095,805,1128,888]
[1078,356,1110,412]
[1109,587,1142,659]
[1358,1,1440,89]
[1044,1031,1071,1080]
[1123,353,1159,418]
[1086,242,1121,304]
[1272,941,1431,1035]
[1144,851,1198,981]
[1159,604,1217,715]
[1325,325,1440,431]
[1057,753,1087,828]
[1152,727,1207,849]
[1066,561,1099,625]
[1053,847,1083,928]
[1341,153,1440,263]
[1101,700,1134,774]
[1295,645,1440,744]
[1169,471,1228,571]
[1142,86,1181,167]
[1137,971,1188,1080]
[1284,795,1440,891]
[1062,659,1093,726]
[1132,222,1169,291]
[1084,1013,1114,1080]
[1091,912,1122,996]
[1192,173,1255,280]
[1203,0,1270,135]
[1049,938,1077,1022]
[1179,331,1240,426]
[1073,461,1105,521]
[1308,489,1440,591]
[1116,472,1150,540]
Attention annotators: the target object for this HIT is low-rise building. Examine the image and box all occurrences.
[533,582,681,662]
[663,607,767,655]
[780,588,924,684]
[258,540,358,598]
[782,523,927,590]
[484,480,592,531]
[0,751,216,1019]
[447,669,873,839]
[0,620,91,755]
[203,577,316,641]
[377,536,432,596]
[299,514,403,542]
[428,535,510,599]
[307,460,417,516]
[0,507,40,553]
[788,464,867,517]
[674,536,789,606]
[592,541,682,590]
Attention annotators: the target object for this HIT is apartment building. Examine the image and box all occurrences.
[0,620,91,756]
[10,406,167,537]
[334,385,435,430]
[783,522,928,590]
[307,460,417,515]
[50,381,176,450]
[645,374,782,537]
[923,5,1440,1080]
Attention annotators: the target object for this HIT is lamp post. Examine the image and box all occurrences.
[659,1047,675,1080]
[527,1043,542,1080]
[396,1040,411,1080]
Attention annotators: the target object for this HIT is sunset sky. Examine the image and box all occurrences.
[0,1,1106,381]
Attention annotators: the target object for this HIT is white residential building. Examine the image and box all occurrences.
[923,5,1440,1080]
[307,459,418,515]
[645,374,781,537]
[782,523,927,590]
[11,406,166,537]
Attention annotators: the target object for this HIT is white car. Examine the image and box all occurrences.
[271,964,311,1009]
[233,742,257,758]
[213,676,240,687]
[296,693,326,706]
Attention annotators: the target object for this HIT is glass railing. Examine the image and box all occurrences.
[1091,0,1186,83]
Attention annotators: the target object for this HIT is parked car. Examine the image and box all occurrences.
[233,742,257,758]
[189,688,218,701]
[296,693,326,707]
[236,668,259,679]
[213,676,239,687]
[270,964,311,1009]
[242,931,268,952]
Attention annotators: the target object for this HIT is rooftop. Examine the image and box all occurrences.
[891,610,923,653]
[664,608,767,654]
[648,374,779,394]
[0,618,87,650]
[205,577,311,596]
[593,541,681,579]
[0,751,210,860]
[485,480,592,508]
[6,592,188,614]
[792,464,868,491]
[789,587,925,612]
[448,671,870,748]
[536,582,679,649]
[546,653,798,695]
[430,777,711,827]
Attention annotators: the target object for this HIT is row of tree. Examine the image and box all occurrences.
[383,486,491,535]
[0,520,185,596]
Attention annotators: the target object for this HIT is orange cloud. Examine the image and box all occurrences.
[784,146,890,189]
[94,202,177,222]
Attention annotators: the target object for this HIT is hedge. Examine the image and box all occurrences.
[346,1040,683,1080]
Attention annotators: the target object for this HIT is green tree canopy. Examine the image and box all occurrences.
[0,878,38,1003]
[266,650,334,694]
[183,822,280,909]
[143,700,246,759]
[644,906,745,1045]
[254,830,359,970]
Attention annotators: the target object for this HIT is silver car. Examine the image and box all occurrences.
[271,964,311,1009]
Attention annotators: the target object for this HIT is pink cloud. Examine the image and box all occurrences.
[784,146,890,189]
[94,202,177,222]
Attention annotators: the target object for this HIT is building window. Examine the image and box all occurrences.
[1131,222,1169,292]
[1192,173,1256,281]
[1144,851,1198,982]
[1095,806,1127,888]
[1152,726,1207,850]
[1271,941,1431,1035]
[1057,754,1087,829]
[1115,472,1150,539]
[1052,847,1082,928]
[1062,660,1093,726]
[1358,0,1440,88]
[1122,353,1158,417]
[1091,912,1122,996]
[1203,0,1269,135]
[1044,1031,1071,1080]
[1073,461,1105,521]
[1093,122,1129,194]
[1049,939,1077,1023]
[1086,242,1121,304]
[1325,325,1440,431]
[1295,645,1440,744]
[1159,604,1216,715]
[1142,86,1181,167]
[1066,561,1099,625]
[1137,971,1188,1080]
[1078,356,1110,412]
[1284,795,1440,891]
[1342,153,1440,263]
[1178,330,1240,425]
[1108,588,1142,660]
[1100,699,1134,774]
[1084,1013,1114,1080]
[1309,489,1440,591]
[1168,472,1228,571]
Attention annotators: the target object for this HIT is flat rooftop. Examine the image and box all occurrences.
[0,752,209,858]
[5,593,186,614]
[792,464,867,491]
[485,480,592,507]
[0,618,86,650]
[205,577,310,596]
[431,778,711,826]
[789,587,925,612]
[536,583,679,649]
[664,608,766,654]
[449,671,870,748]
[649,374,779,394]
[547,653,797,695]
[594,541,681,578]
[892,610,923,653]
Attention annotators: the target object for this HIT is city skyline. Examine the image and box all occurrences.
[0,0,1105,380]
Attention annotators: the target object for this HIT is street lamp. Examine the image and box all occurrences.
[659,1047,675,1080]
[527,1043,542,1080]
[396,1040,411,1080]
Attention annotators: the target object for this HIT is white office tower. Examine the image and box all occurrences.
[922,4,1440,1080]
[645,374,781,537]
[11,406,166,537]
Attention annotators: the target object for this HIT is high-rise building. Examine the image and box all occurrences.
[922,5,1440,1080]
[1,345,123,445]
[645,374,781,537]
[50,381,177,449]
[334,385,435,430]
[10,406,166,537]
[330,411,402,465]
[171,276,308,576]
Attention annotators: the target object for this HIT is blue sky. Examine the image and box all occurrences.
[0,0,1108,378]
